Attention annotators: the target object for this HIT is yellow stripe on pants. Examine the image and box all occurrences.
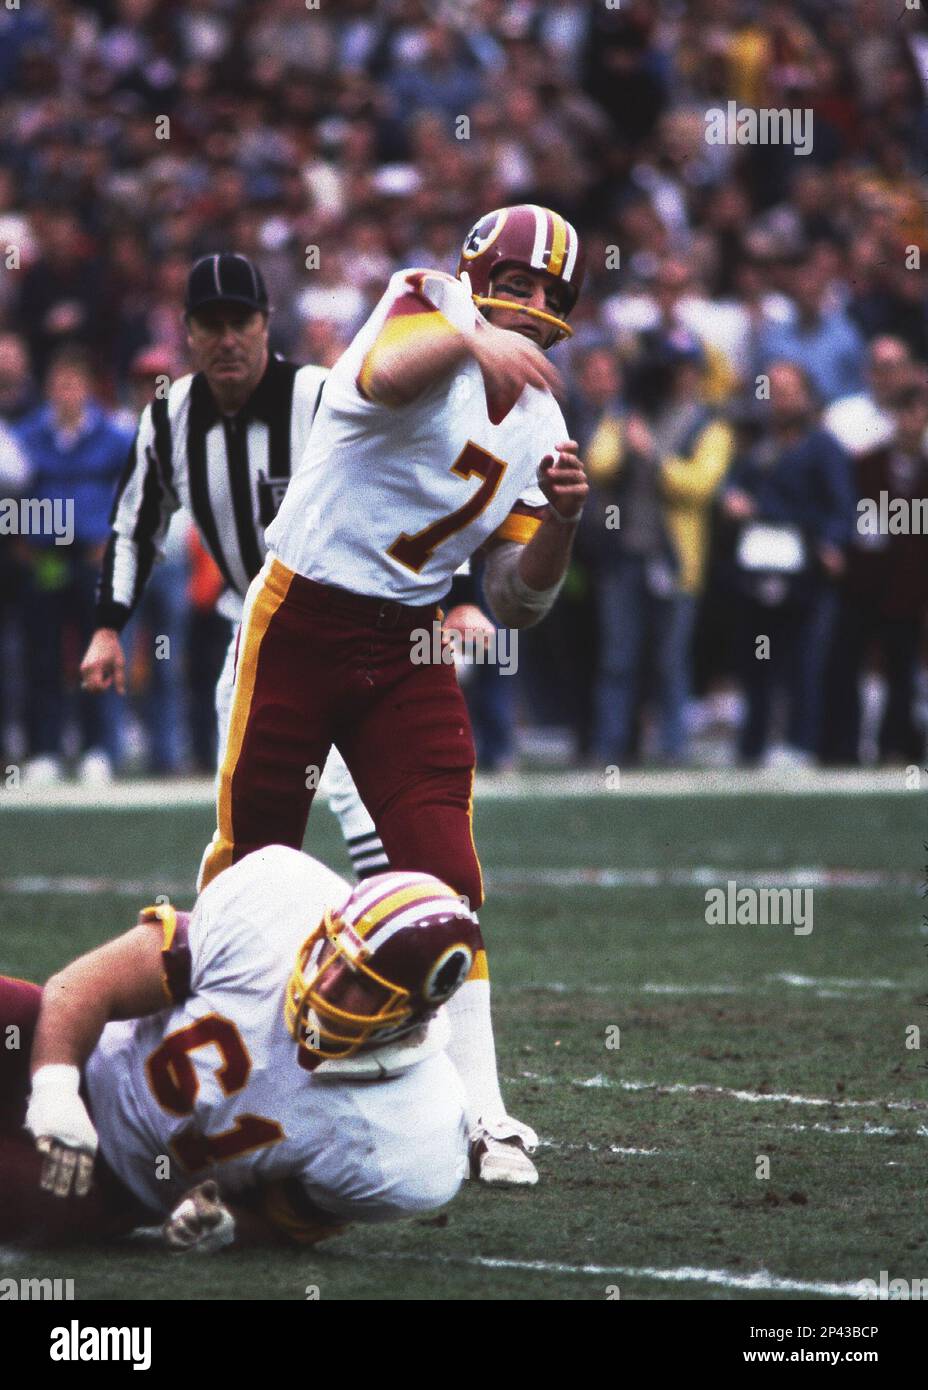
[198,561,293,890]
[465,765,485,910]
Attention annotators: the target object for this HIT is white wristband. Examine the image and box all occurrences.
[26,1063,98,1156]
[30,1064,82,1096]
[509,567,564,612]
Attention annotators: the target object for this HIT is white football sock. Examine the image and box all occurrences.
[345,830,391,879]
[444,977,506,1130]
[323,748,390,879]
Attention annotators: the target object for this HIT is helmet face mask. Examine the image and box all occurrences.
[482,265,571,350]
[458,205,585,346]
[287,911,416,1068]
[284,873,481,1071]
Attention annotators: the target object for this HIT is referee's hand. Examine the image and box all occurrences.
[80,629,126,695]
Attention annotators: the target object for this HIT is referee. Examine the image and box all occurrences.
[80,252,390,881]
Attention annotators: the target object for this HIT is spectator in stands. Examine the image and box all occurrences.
[119,348,192,775]
[0,418,30,760]
[13,209,104,382]
[584,330,733,765]
[0,333,39,424]
[823,380,928,765]
[383,22,491,122]
[824,335,913,458]
[16,348,130,784]
[757,249,867,405]
[721,361,855,766]
[0,331,37,761]
[0,420,28,493]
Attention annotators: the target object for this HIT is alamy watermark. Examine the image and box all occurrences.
[50,1321,151,1369]
[704,880,813,935]
[705,102,813,157]
[410,621,518,675]
[857,492,928,536]
[0,1276,75,1300]
[0,497,74,545]
[857,1270,927,1300]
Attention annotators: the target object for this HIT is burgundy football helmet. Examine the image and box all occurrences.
[285,870,481,1069]
[458,204,585,342]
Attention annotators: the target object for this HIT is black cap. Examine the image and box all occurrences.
[185,253,269,315]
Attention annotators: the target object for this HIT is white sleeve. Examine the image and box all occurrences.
[291,364,329,457]
[515,480,549,509]
[403,269,477,334]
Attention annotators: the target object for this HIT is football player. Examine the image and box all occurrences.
[0,849,481,1249]
[198,206,588,1184]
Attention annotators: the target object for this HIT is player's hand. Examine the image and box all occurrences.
[538,441,588,522]
[442,604,496,657]
[80,628,126,695]
[465,320,562,402]
[162,1181,236,1254]
[25,1065,98,1198]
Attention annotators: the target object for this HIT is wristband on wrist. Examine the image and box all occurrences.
[31,1064,82,1095]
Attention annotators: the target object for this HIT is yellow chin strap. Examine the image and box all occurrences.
[472,295,573,343]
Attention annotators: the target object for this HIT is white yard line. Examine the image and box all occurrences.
[508,976,904,995]
[0,1235,873,1299]
[490,867,917,889]
[539,1122,909,1152]
[771,973,900,989]
[640,982,746,995]
[0,868,916,897]
[360,1250,872,1297]
[0,768,913,810]
[776,1122,900,1137]
[538,1139,662,1155]
[0,875,194,898]
[508,1073,927,1113]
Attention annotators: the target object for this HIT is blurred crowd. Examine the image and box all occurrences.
[1,0,927,779]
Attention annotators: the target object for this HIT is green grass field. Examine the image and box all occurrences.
[1,785,926,1300]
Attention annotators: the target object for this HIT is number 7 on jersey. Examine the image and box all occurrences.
[387,441,507,573]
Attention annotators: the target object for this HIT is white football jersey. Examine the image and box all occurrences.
[264,268,564,603]
[85,846,468,1232]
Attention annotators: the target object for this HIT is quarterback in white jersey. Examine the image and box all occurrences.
[199,205,588,1189]
[6,849,481,1250]
[266,267,566,605]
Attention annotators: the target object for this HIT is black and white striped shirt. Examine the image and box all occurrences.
[95,355,327,630]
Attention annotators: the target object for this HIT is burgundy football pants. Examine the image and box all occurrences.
[200,559,484,906]
[0,977,150,1244]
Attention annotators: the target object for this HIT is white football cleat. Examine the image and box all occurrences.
[469,1116,539,1186]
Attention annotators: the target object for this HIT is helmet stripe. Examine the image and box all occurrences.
[563,221,578,281]
[547,210,567,277]
[364,899,469,953]
[528,204,547,270]
[341,871,435,923]
[355,882,460,938]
